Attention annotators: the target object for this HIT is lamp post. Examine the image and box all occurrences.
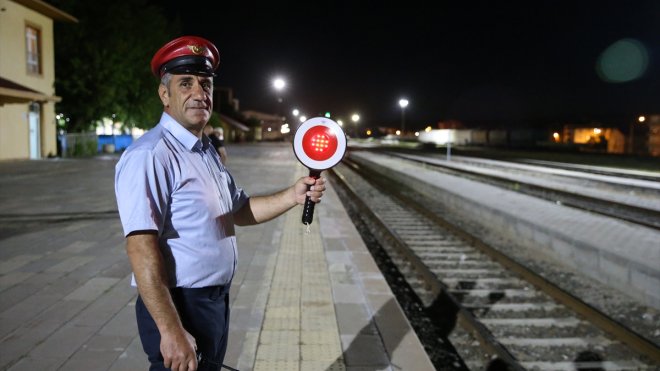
[351,113,360,137]
[630,115,647,155]
[272,77,286,118]
[399,98,409,134]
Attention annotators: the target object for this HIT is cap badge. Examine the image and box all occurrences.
[188,44,207,55]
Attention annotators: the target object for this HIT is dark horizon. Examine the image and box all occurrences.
[159,1,659,131]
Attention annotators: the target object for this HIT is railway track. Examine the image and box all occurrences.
[370,149,660,230]
[329,157,660,370]
[517,159,660,183]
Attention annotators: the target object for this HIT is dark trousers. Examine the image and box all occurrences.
[135,285,231,371]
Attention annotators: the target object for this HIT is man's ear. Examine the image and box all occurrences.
[158,84,169,107]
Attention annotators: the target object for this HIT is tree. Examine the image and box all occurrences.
[50,0,180,132]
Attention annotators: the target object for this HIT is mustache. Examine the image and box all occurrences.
[186,104,209,109]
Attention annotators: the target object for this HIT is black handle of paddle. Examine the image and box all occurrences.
[302,169,322,225]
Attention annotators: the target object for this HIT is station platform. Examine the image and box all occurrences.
[0,143,434,371]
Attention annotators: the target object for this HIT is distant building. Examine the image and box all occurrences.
[218,113,249,143]
[562,125,626,154]
[633,114,659,157]
[0,0,77,160]
[242,110,286,141]
[562,115,660,157]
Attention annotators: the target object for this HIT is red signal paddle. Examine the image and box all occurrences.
[293,117,347,225]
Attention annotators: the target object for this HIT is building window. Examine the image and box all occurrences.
[26,25,42,75]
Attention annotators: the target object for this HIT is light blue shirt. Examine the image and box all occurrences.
[115,112,249,288]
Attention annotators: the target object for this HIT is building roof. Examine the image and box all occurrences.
[219,113,249,132]
[0,77,61,106]
[242,110,283,123]
[12,0,78,23]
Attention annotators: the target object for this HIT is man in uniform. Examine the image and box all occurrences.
[115,35,325,371]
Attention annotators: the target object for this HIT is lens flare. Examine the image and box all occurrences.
[597,38,648,83]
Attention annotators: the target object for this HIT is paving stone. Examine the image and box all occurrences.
[301,343,342,360]
[63,276,120,301]
[98,303,137,337]
[107,335,146,371]
[340,334,390,367]
[45,256,94,273]
[30,324,97,358]
[5,355,63,371]
[253,360,299,371]
[259,330,300,345]
[0,271,35,292]
[302,359,347,371]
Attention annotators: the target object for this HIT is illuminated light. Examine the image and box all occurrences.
[366,130,372,136]
[597,38,649,83]
[395,130,401,135]
[553,132,560,142]
[302,125,338,161]
[638,116,646,123]
[292,109,299,116]
[325,112,331,118]
[425,126,432,132]
[399,98,409,108]
[273,77,286,90]
[351,114,360,123]
[415,132,420,137]
[594,128,601,135]
[337,120,343,127]
[300,116,307,122]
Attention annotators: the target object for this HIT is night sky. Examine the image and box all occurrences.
[162,1,659,130]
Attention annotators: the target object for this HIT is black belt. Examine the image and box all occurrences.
[170,284,230,300]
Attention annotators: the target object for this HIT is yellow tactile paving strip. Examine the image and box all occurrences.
[253,198,345,371]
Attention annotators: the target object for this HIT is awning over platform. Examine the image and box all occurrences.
[219,113,249,132]
[0,77,61,106]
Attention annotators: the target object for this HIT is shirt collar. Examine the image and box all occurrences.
[160,112,203,151]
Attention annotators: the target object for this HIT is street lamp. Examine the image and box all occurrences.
[399,98,409,133]
[351,113,360,137]
[630,115,647,155]
[272,77,286,117]
[273,77,286,91]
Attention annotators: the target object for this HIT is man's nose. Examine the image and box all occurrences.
[191,81,206,99]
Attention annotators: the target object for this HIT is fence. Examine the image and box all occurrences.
[58,133,98,157]
[58,133,134,157]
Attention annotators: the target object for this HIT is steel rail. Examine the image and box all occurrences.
[382,150,660,230]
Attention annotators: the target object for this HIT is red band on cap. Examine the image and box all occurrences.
[150,36,220,77]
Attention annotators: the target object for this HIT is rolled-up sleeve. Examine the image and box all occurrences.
[115,149,171,237]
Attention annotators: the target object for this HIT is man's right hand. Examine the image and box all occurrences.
[161,328,198,371]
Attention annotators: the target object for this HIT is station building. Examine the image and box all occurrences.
[0,0,76,160]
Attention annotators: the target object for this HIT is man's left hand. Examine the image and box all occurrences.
[295,176,326,205]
